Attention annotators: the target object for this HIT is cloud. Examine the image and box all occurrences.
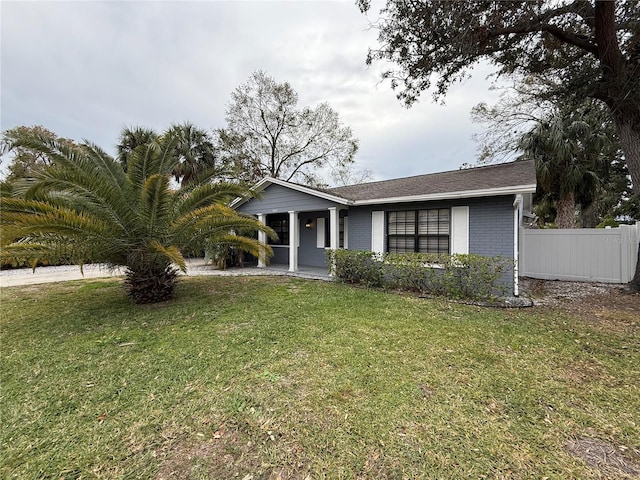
[1,0,503,181]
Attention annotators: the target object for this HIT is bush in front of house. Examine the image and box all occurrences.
[327,249,386,288]
[327,249,512,300]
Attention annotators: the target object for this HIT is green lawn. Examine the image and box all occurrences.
[1,276,639,479]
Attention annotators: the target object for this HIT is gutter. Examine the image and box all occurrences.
[351,184,537,206]
[512,194,523,297]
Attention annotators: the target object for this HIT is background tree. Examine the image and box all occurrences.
[520,105,612,228]
[218,71,359,186]
[595,158,640,224]
[471,75,557,164]
[1,129,275,304]
[473,84,638,227]
[116,126,157,170]
[358,0,640,288]
[117,124,222,187]
[1,125,76,182]
[168,122,225,186]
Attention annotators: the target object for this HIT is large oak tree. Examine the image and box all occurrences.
[359,0,640,287]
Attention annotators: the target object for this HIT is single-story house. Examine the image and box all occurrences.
[232,160,536,295]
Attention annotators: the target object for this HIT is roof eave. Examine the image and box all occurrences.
[230,176,351,208]
[352,184,537,206]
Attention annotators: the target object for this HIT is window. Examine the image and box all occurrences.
[387,208,450,254]
[339,216,347,248]
[267,213,289,245]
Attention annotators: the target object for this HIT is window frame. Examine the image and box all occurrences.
[387,208,450,254]
[266,213,289,246]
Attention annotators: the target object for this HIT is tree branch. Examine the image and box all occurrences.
[485,22,597,55]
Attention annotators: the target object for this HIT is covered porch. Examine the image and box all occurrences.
[256,208,347,273]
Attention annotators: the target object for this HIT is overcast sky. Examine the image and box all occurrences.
[1,0,503,183]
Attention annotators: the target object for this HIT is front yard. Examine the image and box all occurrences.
[1,276,639,479]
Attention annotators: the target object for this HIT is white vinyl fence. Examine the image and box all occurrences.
[520,222,640,283]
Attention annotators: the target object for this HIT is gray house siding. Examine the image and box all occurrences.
[347,196,515,259]
[270,246,289,265]
[468,196,514,258]
[345,196,515,291]
[237,184,341,215]
[345,206,374,251]
[298,211,330,267]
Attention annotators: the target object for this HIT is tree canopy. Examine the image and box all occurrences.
[359,1,639,184]
[520,104,613,228]
[1,126,76,182]
[218,71,360,187]
[117,124,222,186]
[473,89,637,226]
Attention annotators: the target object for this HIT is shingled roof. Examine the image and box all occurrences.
[232,160,536,209]
[326,160,536,203]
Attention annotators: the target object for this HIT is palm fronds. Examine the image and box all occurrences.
[1,127,273,303]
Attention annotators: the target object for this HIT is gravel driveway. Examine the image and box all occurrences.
[0,259,331,288]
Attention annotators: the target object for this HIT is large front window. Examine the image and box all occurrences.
[267,213,289,245]
[387,208,450,254]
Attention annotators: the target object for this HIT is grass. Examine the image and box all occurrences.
[1,276,639,479]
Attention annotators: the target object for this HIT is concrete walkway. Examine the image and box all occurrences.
[0,259,331,288]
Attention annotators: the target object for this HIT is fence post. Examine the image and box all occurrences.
[628,222,640,283]
[621,225,630,282]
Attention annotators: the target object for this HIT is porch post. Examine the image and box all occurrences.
[257,213,266,268]
[328,207,339,277]
[288,210,298,272]
[328,207,339,250]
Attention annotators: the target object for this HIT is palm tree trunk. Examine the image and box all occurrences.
[555,191,577,229]
[579,203,598,228]
[124,265,178,304]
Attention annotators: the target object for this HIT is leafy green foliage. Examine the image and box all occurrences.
[1,125,77,182]
[0,128,275,303]
[520,104,614,228]
[117,123,224,187]
[328,249,512,300]
[359,1,638,112]
[595,159,640,223]
[328,249,386,287]
[473,88,638,226]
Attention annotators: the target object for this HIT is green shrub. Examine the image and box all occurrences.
[328,249,385,288]
[596,216,619,228]
[327,250,512,300]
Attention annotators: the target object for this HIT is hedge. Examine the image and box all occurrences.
[327,249,512,300]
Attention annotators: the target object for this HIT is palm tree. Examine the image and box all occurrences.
[520,105,611,228]
[169,122,221,186]
[1,129,275,304]
[117,124,226,187]
[116,126,158,171]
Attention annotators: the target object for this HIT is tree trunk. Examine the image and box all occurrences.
[124,265,178,304]
[555,191,577,228]
[579,203,598,228]
[594,1,640,290]
[613,116,640,291]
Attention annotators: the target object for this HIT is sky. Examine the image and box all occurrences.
[1,0,504,184]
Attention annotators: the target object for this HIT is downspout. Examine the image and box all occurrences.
[512,194,523,297]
